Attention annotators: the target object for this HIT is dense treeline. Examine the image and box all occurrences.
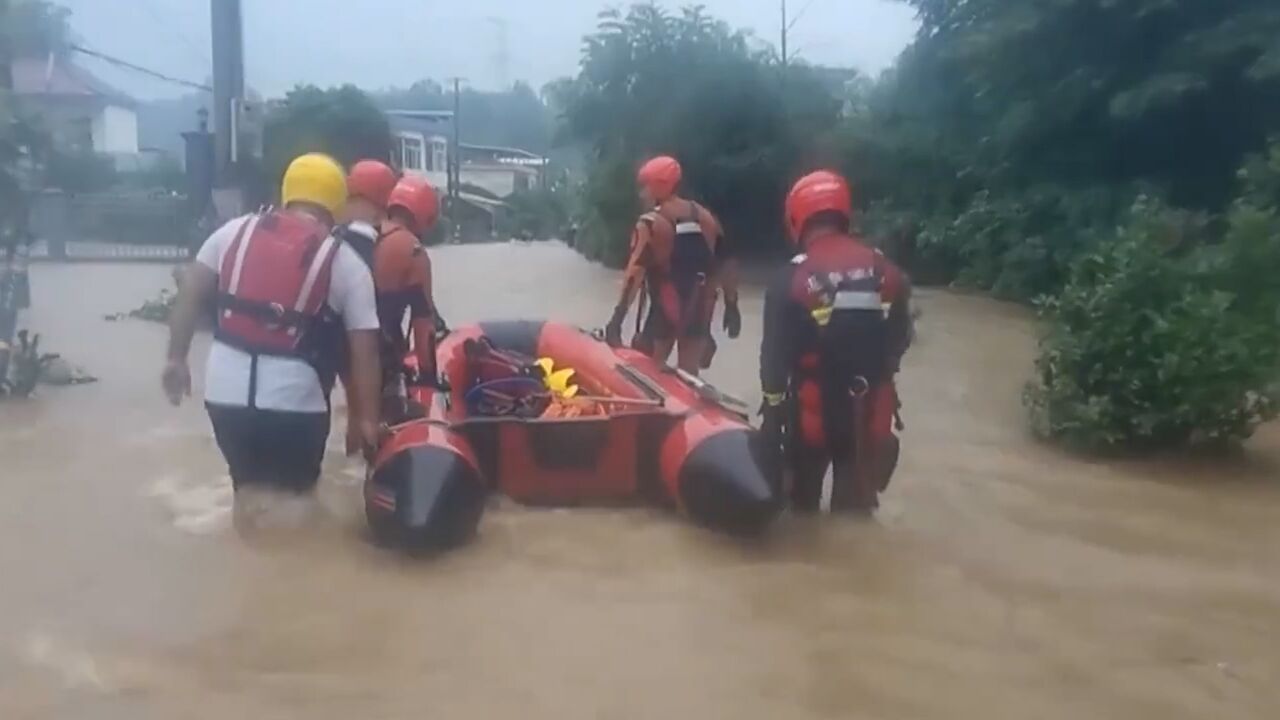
[551,5,841,265]
[551,1,1280,450]
[848,0,1280,300]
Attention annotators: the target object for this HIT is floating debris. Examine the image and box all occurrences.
[1,331,96,398]
[105,288,176,324]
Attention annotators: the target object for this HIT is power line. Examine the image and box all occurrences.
[70,43,211,92]
[783,0,822,64]
[138,0,211,66]
[787,0,820,32]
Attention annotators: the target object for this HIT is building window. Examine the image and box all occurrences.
[72,116,94,153]
[428,138,447,173]
[398,135,425,171]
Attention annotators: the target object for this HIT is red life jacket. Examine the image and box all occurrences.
[216,210,341,358]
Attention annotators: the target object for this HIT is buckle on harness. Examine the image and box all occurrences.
[849,376,870,398]
[261,301,290,330]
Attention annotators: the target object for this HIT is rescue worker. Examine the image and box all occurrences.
[162,152,383,498]
[372,175,442,394]
[338,159,398,266]
[604,155,741,374]
[759,170,912,514]
[334,159,397,446]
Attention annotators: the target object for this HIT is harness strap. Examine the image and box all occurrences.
[224,214,261,296]
[295,234,339,313]
[217,293,311,328]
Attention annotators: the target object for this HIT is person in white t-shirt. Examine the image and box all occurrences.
[163,153,382,495]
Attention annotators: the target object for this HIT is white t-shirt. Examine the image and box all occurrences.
[195,213,380,413]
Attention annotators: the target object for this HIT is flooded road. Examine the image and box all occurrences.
[2,242,1278,719]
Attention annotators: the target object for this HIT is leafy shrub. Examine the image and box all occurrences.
[499,185,571,241]
[1026,197,1280,451]
[909,187,1132,301]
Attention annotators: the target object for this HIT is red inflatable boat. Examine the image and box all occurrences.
[365,321,781,551]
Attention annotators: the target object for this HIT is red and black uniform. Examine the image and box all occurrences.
[612,198,735,372]
[760,230,911,512]
[607,156,740,374]
[372,217,439,390]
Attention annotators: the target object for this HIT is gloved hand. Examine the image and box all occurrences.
[723,299,742,339]
[604,306,626,348]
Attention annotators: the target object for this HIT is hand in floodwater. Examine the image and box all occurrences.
[162,359,191,405]
[347,418,384,461]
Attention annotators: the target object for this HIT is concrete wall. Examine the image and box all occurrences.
[92,105,139,155]
[29,190,190,249]
[458,165,537,198]
[458,167,517,198]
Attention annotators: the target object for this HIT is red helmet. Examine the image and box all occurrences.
[347,160,398,208]
[637,155,682,201]
[387,175,440,234]
[785,170,852,243]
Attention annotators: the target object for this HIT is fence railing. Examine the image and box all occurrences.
[27,189,196,262]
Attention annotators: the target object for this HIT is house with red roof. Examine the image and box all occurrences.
[12,55,139,157]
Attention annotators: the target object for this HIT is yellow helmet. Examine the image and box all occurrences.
[281,153,347,218]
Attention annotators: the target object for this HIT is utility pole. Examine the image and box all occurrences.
[0,0,17,387]
[781,0,788,69]
[0,0,11,94]
[210,0,244,189]
[448,77,464,204]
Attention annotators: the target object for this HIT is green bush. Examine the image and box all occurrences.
[906,187,1132,301]
[499,185,571,241]
[1026,197,1280,451]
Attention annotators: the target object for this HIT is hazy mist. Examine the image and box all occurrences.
[60,0,918,99]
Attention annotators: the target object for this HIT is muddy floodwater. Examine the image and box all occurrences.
[2,242,1278,719]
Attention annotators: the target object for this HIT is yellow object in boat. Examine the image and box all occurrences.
[536,357,581,398]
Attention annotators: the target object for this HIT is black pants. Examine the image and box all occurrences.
[206,404,331,493]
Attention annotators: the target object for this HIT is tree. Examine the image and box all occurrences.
[261,85,392,194]
[841,0,1280,301]
[1,0,59,242]
[899,0,1280,209]
[4,0,72,59]
[554,3,840,264]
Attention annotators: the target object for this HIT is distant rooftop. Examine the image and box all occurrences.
[460,143,545,160]
[11,56,137,109]
[386,109,455,120]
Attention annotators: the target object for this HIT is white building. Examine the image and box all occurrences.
[12,56,140,158]
[386,110,547,199]
[387,110,452,192]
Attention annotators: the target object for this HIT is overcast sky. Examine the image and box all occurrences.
[60,0,918,100]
